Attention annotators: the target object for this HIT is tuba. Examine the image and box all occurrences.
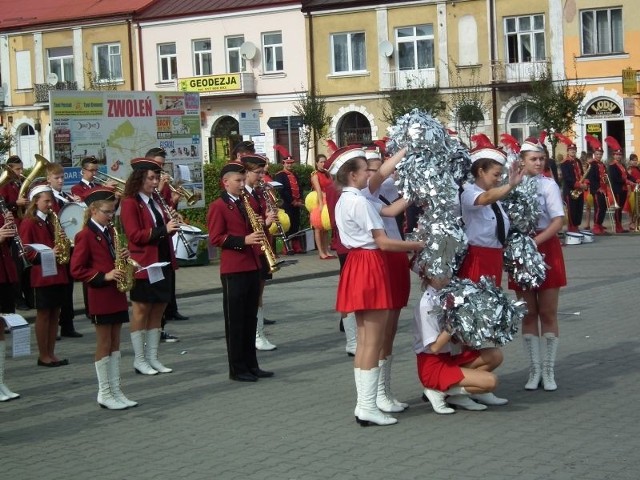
[240,191,280,274]
[18,154,50,200]
[48,209,71,264]
[109,222,139,293]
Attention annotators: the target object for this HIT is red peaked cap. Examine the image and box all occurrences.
[604,136,623,153]
[325,139,338,155]
[471,133,493,149]
[554,133,576,150]
[325,145,363,174]
[585,134,603,152]
[273,144,293,162]
[499,133,521,153]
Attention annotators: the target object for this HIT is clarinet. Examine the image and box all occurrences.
[153,188,196,258]
[0,197,30,265]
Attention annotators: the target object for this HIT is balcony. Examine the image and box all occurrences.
[491,59,550,84]
[382,68,438,90]
[177,72,256,97]
[34,81,79,103]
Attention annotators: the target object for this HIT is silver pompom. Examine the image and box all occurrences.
[503,231,547,289]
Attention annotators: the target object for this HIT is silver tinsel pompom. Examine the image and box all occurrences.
[503,231,547,289]
[433,276,526,347]
[502,176,540,233]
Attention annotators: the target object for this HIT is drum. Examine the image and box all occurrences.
[564,232,583,245]
[58,202,87,245]
[172,225,206,260]
[579,230,594,243]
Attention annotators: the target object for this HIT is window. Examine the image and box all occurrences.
[48,47,74,83]
[262,32,283,73]
[193,40,212,76]
[507,103,540,143]
[226,36,246,73]
[396,25,434,70]
[505,14,545,63]
[94,43,122,81]
[331,32,366,73]
[158,43,177,82]
[581,8,623,55]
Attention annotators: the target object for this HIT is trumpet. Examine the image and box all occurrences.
[570,164,591,200]
[164,176,200,206]
[94,171,125,194]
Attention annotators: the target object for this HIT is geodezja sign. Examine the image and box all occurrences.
[178,74,241,93]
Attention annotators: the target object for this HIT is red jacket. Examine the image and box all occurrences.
[18,215,69,287]
[0,215,18,284]
[207,193,261,275]
[120,195,177,280]
[70,222,129,315]
[70,181,95,200]
[0,182,23,226]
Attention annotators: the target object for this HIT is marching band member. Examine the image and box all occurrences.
[0,210,20,400]
[510,138,566,391]
[585,136,608,235]
[70,189,137,409]
[605,137,633,234]
[207,162,275,382]
[19,185,70,367]
[47,162,82,338]
[71,156,100,200]
[274,147,304,255]
[557,137,585,233]
[240,154,277,351]
[328,147,422,426]
[310,154,334,259]
[627,154,640,230]
[121,158,179,375]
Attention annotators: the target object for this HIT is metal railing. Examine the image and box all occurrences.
[491,59,550,84]
[382,67,438,90]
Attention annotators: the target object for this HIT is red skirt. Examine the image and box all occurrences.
[509,235,567,291]
[457,245,504,285]
[416,350,480,391]
[336,249,392,313]
[383,251,410,309]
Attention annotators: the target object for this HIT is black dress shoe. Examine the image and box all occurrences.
[263,318,276,325]
[172,312,189,321]
[55,359,70,366]
[56,335,62,341]
[37,359,61,368]
[60,330,83,338]
[229,372,258,382]
[249,368,274,378]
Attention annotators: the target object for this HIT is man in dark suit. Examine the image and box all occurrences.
[274,156,304,254]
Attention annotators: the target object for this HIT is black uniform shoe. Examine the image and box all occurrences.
[60,330,83,338]
[229,373,258,382]
[263,318,276,325]
[172,312,189,321]
[249,368,274,378]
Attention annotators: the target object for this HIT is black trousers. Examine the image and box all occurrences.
[593,191,607,226]
[161,271,178,328]
[613,190,628,225]
[58,263,76,333]
[221,270,260,376]
[563,191,584,229]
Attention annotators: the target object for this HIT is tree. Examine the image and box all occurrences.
[524,67,586,158]
[382,80,444,126]
[448,66,489,142]
[293,89,331,162]
[0,129,15,159]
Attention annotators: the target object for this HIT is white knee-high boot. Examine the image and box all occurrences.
[0,340,19,401]
[353,367,361,421]
[386,355,408,409]
[357,368,397,426]
[255,307,276,351]
[109,351,138,407]
[343,312,357,356]
[145,328,172,373]
[523,334,542,390]
[95,356,128,410]
[131,330,158,375]
[542,333,559,391]
[376,358,404,413]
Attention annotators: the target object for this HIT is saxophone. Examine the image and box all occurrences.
[240,191,280,274]
[48,209,71,264]
[109,222,139,293]
[570,163,591,199]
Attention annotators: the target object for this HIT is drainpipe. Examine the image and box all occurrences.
[307,12,316,162]
[135,21,145,90]
[489,0,498,142]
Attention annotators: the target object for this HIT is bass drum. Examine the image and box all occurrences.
[172,225,207,260]
[58,202,87,245]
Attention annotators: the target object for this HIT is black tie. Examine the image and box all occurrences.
[491,203,506,246]
[104,228,116,259]
[148,198,164,226]
[89,182,95,189]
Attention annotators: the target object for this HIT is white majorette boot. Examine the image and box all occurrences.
[470,392,509,406]
[447,395,487,411]
[109,351,138,408]
[145,328,172,373]
[0,340,19,401]
[385,355,409,409]
[423,388,455,414]
[343,312,357,357]
[255,307,276,351]
[131,330,158,375]
[357,368,397,426]
[542,333,559,391]
[95,357,128,410]
[353,367,361,422]
[376,358,404,413]
[523,334,542,390]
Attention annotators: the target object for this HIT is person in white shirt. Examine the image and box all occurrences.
[326,146,422,427]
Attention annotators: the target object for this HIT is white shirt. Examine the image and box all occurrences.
[335,186,384,249]
[362,181,402,241]
[534,175,564,230]
[413,286,453,354]
[138,192,163,226]
[460,182,510,248]
[90,218,107,233]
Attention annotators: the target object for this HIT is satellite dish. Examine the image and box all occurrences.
[46,73,59,85]
[379,41,394,58]
[240,42,257,60]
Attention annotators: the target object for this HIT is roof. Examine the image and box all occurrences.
[136,0,300,21]
[0,0,156,30]
[301,0,409,13]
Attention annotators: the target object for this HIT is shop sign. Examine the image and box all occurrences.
[622,68,638,96]
[585,98,622,118]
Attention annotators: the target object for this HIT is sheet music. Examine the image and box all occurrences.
[136,262,170,284]
[11,326,31,357]
[178,165,192,182]
[26,244,58,277]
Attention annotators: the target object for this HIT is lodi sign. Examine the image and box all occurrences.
[585,98,622,119]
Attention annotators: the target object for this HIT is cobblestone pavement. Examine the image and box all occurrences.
[2,234,639,480]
